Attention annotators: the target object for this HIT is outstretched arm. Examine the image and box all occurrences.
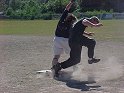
[82,19,103,27]
[65,0,74,11]
[59,0,74,23]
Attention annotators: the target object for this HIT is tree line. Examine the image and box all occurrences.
[0,0,124,19]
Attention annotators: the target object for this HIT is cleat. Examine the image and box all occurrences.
[51,63,61,78]
[88,58,100,64]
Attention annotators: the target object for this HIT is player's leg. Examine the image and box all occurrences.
[52,43,82,78]
[82,36,100,64]
[62,39,78,71]
[62,38,70,54]
[52,55,60,66]
[52,37,64,66]
[61,43,82,68]
[52,37,64,78]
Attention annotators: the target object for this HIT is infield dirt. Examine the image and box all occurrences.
[0,35,124,93]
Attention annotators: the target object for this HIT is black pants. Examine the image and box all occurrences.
[60,36,96,69]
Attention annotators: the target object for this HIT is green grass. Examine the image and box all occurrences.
[87,19,124,41]
[0,19,124,41]
[0,20,58,36]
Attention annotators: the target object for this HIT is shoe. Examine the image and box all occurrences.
[88,58,100,64]
[51,63,62,78]
[52,61,59,67]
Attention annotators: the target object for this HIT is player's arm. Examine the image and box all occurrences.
[59,0,74,23]
[82,19,103,27]
[65,0,74,11]
[84,31,95,36]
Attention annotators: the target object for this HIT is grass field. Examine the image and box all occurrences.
[0,19,124,41]
[0,20,58,36]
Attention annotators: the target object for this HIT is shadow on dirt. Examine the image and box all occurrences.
[57,78,101,91]
[55,71,101,91]
[36,70,102,91]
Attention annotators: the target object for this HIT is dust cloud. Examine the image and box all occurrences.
[71,56,124,82]
[37,57,124,82]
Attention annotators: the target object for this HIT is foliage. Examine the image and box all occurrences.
[46,0,68,13]
[40,12,53,20]
[6,0,41,19]
[84,9,114,17]
[5,0,71,19]
[3,0,123,20]
[0,0,6,11]
[73,9,114,19]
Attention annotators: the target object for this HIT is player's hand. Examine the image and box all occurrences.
[87,32,95,36]
[96,23,103,27]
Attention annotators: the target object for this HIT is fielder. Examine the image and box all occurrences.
[52,0,77,66]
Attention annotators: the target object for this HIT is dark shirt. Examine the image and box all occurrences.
[69,18,87,43]
[55,10,72,38]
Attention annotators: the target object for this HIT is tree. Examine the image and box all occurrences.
[6,0,41,19]
[79,0,124,12]
[0,0,6,11]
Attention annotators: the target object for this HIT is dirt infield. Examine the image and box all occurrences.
[0,35,124,93]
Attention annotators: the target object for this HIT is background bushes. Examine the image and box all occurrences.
[2,0,122,20]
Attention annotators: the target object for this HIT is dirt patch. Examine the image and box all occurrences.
[0,35,124,93]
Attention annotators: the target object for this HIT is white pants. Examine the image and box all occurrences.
[53,36,70,55]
